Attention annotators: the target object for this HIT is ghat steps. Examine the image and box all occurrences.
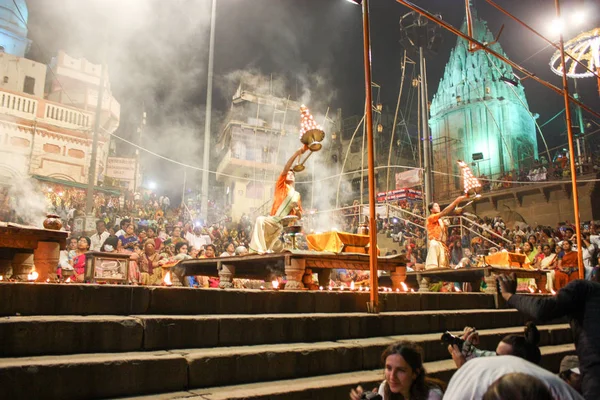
[0,283,573,399]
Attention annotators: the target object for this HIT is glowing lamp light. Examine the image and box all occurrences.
[400,282,409,292]
[0,275,3,281]
[350,281,355,291]
[27,269,39,282]
[345,0,362,5]
[163,271,172,286]
[377,123,383,133]
[550,18,564,35]
[148,181,157,190]
[396,288,400,292]
[319,286,324,291]
[551,288,557,295]
[457,160,482,196]
[528,287,535,293]
[65,277,72,283]
[272,280,280,290]
[299,105,323,139]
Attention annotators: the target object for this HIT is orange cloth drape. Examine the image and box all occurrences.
[485,252,529,268]
[306,231,379,255]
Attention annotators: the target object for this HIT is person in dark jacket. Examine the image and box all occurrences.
[497,274,600,400]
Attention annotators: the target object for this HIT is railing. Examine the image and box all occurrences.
[44,103,92,130]
[0,91,37,118]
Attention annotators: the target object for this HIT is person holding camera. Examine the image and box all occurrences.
[445,322,541,369]
[497,273,600,400]
[350,341,443,400]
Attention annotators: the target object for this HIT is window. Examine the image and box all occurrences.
[23,76,35,95]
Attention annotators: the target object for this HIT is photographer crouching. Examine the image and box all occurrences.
[445,322,541,369]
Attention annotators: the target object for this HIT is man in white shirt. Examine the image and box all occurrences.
[444,355,583,400]
[186,226,206,250]
[90,220,109,252]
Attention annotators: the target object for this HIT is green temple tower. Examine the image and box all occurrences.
[429,9,538,194]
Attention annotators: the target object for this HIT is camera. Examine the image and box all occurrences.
[360,393,383,400]
[441,331,465,348]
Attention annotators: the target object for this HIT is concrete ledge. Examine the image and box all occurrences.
[0,310,557,356]
[0,315,143,357]
[0,351,188,399]
[0,283,150,316]
[0,283,497,316]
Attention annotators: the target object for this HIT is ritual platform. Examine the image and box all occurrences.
[406,266,549,296]
[172,250,406,290]
[0,222,67,281]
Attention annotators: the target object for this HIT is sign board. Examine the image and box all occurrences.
[395,169,421,189]
[105,157,136,181]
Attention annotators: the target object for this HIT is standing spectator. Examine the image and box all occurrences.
[186,226,206,251]
[498,274,600,399]
[162,195,170,213]
[90,221,109,252]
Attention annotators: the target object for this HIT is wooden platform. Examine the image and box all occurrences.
[171,250,407,290]
[406,266,549,295]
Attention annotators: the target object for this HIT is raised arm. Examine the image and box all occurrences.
[281,145,308,176]
[439,194,467,218]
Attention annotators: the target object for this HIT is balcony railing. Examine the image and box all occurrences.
[0,91,37,118]
[44,102,92,130]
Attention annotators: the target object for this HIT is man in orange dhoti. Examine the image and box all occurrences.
[425,195,467,269]
[249,146,308,253]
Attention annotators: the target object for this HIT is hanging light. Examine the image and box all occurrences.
[377,124,383,133]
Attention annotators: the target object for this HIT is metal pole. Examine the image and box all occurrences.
[181,168,187,208]
[361,0,379,312]
[419,47,432,208]
[555,0,584,278]
[387,50,408,192]
[133,111,145,192]
[85,62,106,215]
[201,0,217,221]
[574,80,585,173]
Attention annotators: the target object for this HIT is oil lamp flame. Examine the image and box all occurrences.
[27,270,39,282]
[271,280,280,290]
[163,271,172,286]
[400,282,408,292]
[551,288,557,295]
[65,277,72,283]
[0,275,3,281]
[528,286,535,293]
[350,281,355,290]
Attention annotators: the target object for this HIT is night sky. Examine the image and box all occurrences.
[23,0,600,196]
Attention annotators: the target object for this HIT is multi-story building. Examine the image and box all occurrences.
[215,83,302,220]
[0,0,120,189]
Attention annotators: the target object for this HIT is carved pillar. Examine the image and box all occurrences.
[34,242,60,281]
[285,258,305,290]
[218,263,235,289]
[302,267,313,286]
[0,249,12,277]
[12,252,34,281]
[418,277,431,292]
[390,266,407,290]
[484,272,498,294]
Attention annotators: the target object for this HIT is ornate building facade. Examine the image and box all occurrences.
[429,10,537,195]
[0,0,119,189]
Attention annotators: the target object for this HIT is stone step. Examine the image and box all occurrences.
[0,325,572,399]
[119,344,576,400]
[0,283,498,316]
[1,309,540,357]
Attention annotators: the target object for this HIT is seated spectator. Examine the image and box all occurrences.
[235,246,248,256]
[220,242,236,257]
[72,236,90,282]
[350,341,444,400]
[556,240,578,289]
[483,372,553,400]
[139,239,163,285]
[559,355,582,394]
[444,356,583,399]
